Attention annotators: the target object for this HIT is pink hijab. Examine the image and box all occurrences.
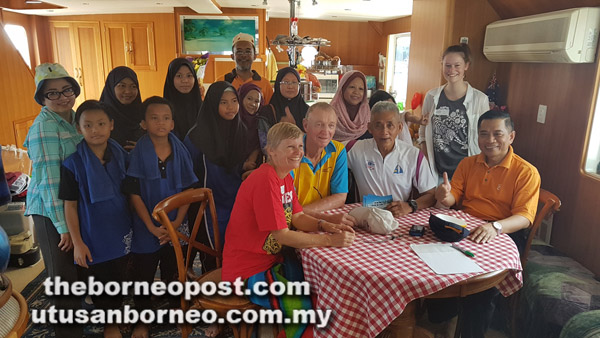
[331,71,371,142]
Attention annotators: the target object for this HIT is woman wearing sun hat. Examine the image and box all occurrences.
[24,63,84,337]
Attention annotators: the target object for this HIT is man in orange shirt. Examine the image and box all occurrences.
[431,109,541,338]
[436,109,540,247]
[217,33,273,103]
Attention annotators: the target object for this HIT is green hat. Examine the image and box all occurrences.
[34,63,81,105]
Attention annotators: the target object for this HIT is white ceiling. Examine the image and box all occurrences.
[11,0,412,22]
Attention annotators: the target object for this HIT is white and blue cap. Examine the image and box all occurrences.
[34,63,80,105]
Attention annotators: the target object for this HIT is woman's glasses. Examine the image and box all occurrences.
[44,87,75,100]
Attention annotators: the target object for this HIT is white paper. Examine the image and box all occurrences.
[410,243,484,275]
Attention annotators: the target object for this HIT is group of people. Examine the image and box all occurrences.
[25,29,540,338]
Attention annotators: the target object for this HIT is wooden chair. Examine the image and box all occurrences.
[152,188,259,338]
[521,188,561,268]
[509,188,561,337]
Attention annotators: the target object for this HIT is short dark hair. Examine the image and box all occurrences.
[75,100,111,125]
[477,110,514,132]
[142,96,174,120]
[443,43,472,64]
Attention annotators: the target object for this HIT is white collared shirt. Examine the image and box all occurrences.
[348,138,437,202]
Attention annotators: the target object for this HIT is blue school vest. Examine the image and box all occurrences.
[128,134,197,254]
[62,139,132,264]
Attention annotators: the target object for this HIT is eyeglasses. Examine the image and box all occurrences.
[234,50,254,56]
[44,87,75,100]
[280,81,300,87]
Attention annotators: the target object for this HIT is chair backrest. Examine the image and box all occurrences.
[521,188,561,267]
[152,188,221,285]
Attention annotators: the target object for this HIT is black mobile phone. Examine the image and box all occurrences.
[409,224,425,237]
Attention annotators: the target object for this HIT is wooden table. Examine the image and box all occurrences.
[300,205,523,338]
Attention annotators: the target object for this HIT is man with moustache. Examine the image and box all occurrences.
[217,33,273,103]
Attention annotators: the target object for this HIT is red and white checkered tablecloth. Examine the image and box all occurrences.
[300,204,523,338]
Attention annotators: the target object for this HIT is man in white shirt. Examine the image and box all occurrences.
[347,101,436,217]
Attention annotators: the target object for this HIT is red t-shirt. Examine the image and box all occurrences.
[222,163,302,282]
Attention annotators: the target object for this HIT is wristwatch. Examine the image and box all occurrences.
[492,221,503,235]
[408,199,418,213]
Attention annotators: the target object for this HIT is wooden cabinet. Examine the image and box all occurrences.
[49,21,105,106]
[103,22,156,72]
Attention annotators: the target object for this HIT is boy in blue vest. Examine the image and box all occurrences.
[59,100,132,338]
[123,96,198,337]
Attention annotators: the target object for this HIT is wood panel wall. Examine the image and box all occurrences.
[450,0,500,91]
[0,11,40,147]
[44,13,177,99]
[405,0,452,106]
[488,0,600,19]
[266,17,401,79]
[499,60,600,275]
[490,0,600,275]
[1,10,37,70]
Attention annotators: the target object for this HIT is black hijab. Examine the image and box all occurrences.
[100,66,144,147]
[259,67,308,131]
[369,90,396,109]
[163,58,203,141]
[187,81,248,172]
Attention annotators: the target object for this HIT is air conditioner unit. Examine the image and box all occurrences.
[483,7,600,63]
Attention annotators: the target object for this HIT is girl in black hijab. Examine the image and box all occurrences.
[258,67,309,131]
[100,66,144,150]
[163,58,203,140]
[184,81,248,264]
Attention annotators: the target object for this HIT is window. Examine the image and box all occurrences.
[3,24,31,67]
[385,33,410,107]
[584,83,600,176]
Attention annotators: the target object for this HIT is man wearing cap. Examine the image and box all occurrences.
[347,101,437,217]
[217,32,274,103]
[431,109,541,338]
[290,102,355,226]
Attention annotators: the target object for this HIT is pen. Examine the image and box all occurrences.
[451,244,475,257]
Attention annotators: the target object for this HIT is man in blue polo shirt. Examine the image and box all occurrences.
[291,102,355,226]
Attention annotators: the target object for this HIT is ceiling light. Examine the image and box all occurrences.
[262,0,268,5]
[312,0,317,5]
[25,0,43,3]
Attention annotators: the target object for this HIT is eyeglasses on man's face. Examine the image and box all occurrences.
[280,81,300,87]
[44,87,75,100]
[234,50,254,56]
